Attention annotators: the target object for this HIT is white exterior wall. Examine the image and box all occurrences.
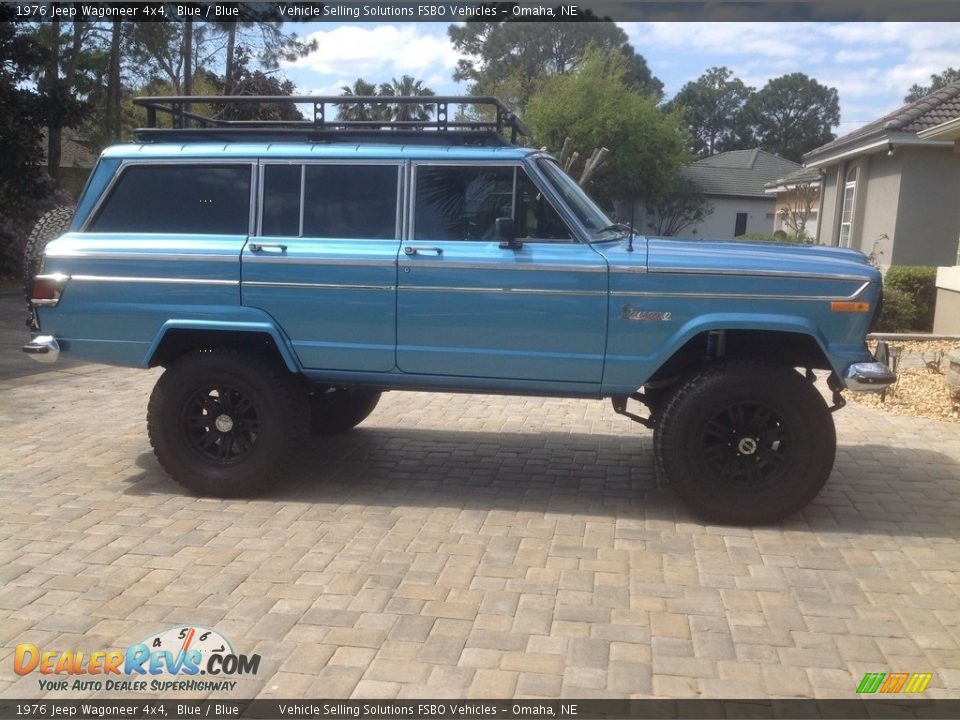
[689,196,777,239]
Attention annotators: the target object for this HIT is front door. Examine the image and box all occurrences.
[397,163,608,384]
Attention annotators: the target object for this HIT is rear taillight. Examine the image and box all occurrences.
[30,274,69,307]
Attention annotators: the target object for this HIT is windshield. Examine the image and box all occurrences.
[535,158,622,240]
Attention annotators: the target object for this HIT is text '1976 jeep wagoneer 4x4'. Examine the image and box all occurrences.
[24,96,896,525]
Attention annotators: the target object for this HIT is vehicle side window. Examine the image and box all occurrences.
[302,165,398,239]
[415,166,514,241]
[515,170,572,242]
[414,165,573,242]
[261,165,302,237]
[89,164,251,234]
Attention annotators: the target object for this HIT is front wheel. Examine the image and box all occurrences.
[655,362,836,525]
[147,349,310,497]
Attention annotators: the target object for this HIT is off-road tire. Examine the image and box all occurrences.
[23,205,74,299]
[654,361,836,525]
[147,349,310,497]
[310,388,381,434]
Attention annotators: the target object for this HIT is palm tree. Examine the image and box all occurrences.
[378,76,436,122]
[338,79,388,122]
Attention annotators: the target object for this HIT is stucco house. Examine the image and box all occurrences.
[915,102,960,334]
[801,81,960,268]
[680,149,802,239]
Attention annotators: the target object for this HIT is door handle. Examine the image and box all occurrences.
[248,243,287,252]
[404,246,443,256]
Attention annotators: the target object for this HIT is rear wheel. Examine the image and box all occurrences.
[654,362,836,525]
[310,387,381,434]
[147,349,309,496]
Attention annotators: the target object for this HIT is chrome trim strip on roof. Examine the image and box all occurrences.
[243,281,394,291]
[613,281,871,302]
[649,267,872,282]
[70,275,238,286]
[399,285,606,297]
[45,251,240,262]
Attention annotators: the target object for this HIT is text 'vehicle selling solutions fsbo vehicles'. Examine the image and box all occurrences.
[23,95,896,525]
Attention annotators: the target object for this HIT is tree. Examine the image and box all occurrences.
[338,78,389,122]
[378,75,436,121]
[645,175,713,236]
[777,181,819,239]
[448,12,662,111]
[0,9,66,275]
[211,49,302,122]
[524,48,689,210]
[668,67,753,157]
[742,73,839,162]
[905,67,960,102]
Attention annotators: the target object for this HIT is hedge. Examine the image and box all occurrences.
[876,266,938,332]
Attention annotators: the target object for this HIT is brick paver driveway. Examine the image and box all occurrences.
[1,363,959,700]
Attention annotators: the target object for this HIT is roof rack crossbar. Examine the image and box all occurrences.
[132,95,531,143]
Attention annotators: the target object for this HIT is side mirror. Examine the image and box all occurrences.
[495,217,521,250]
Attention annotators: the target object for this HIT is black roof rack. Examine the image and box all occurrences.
[132,95,531,145]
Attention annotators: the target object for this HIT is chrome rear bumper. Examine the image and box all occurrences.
[22,335,60,363]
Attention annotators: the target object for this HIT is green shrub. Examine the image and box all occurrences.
[884,266,937,332]
[875,286,920,332]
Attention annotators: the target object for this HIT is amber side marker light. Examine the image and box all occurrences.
[830,301,871,313]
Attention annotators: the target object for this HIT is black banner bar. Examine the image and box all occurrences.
[3,1,960,23]
[1,698,959,719]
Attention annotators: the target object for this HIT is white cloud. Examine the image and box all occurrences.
[834,49,884,63]
[285,25,460,85]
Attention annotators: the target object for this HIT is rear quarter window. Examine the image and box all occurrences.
[88,164,252,234]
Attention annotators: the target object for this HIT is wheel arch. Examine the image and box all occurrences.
[643,314,834,389]
[144,320,301,372]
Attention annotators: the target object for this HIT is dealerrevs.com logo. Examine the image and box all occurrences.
[14,626,260,693]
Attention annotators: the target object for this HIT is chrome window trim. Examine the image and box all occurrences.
[81,159,257,233]
[70,275,239,286]
[257,159,404,241]
[243,281,394,291]
[299,164,306,237]
[409,160,583,245]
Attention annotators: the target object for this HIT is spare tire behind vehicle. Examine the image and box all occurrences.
[23,205,75,323]
[24,205,75,293]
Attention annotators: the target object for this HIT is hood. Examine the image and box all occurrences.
[600,236,880,283]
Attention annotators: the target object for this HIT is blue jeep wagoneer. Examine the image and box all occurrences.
[23,96,895,524]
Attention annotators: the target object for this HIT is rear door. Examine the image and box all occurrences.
[241,161,402,372]
[396,162,608,384]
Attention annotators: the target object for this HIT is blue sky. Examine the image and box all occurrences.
[280,21,960,138]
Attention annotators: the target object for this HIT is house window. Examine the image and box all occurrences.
[734,213,748,237]
[839,164,857,248]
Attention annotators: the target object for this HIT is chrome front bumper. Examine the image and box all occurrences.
[22,335,60,363]
[845,361,897,392]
